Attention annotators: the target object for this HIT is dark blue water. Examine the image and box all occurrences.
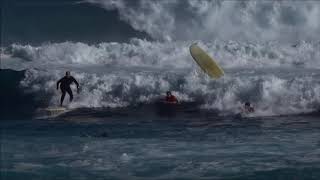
[1,0,150,45]
[1,111,320,180]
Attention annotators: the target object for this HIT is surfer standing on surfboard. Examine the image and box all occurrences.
[57,71,79,106]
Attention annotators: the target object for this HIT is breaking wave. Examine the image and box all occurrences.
[86,0,320,42]
[2,39,320,116]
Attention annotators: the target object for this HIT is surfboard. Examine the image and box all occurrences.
[189,44,224,79]
[35,107,68,119]
[45,107,67,113]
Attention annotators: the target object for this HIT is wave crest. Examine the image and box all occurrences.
[86,0,320,42]
[2,39,320,115]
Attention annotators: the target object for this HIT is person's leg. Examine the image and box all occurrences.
[66,88,73,102]
[60,89,66,106]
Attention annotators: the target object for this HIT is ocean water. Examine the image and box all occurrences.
[1,110,320,180]
[1,0,320,179]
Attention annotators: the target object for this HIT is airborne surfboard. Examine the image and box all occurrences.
[189,44,224,79]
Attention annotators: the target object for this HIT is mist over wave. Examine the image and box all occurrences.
[86,0,320,42]
[2,39,320,115]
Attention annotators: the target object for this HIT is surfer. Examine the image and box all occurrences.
[242,102,255,114]
[165,91,178,104]
[57,71,79,106]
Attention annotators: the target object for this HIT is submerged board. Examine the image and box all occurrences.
[35,107,68,119]
[45,107,67,113]
[189,44,224,79]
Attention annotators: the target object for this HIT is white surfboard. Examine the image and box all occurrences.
[35,107,68,119]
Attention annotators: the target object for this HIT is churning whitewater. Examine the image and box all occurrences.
[2,39,320,116]
[86,0,320,42]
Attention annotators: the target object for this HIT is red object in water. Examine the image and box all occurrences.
[166,95,178,103]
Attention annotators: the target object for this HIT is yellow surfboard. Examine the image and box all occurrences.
[189,44,224,79]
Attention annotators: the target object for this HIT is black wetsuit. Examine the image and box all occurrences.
[57,76,79,106]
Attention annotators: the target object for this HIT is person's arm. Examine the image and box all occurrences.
[72,77,79,88]
[57,78,62,90]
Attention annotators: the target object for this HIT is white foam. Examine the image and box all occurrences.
[86,0,320,42]
[2,40,320,115]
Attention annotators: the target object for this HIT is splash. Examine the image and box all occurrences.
[2,39,320,115]
[85,0,320,42]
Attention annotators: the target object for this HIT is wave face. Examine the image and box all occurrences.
[3,39,320,116]
[86,0,320,42]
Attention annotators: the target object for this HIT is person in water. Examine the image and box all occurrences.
[57,71,79,106]
[243,102,255,113]
[165,91,178,104]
